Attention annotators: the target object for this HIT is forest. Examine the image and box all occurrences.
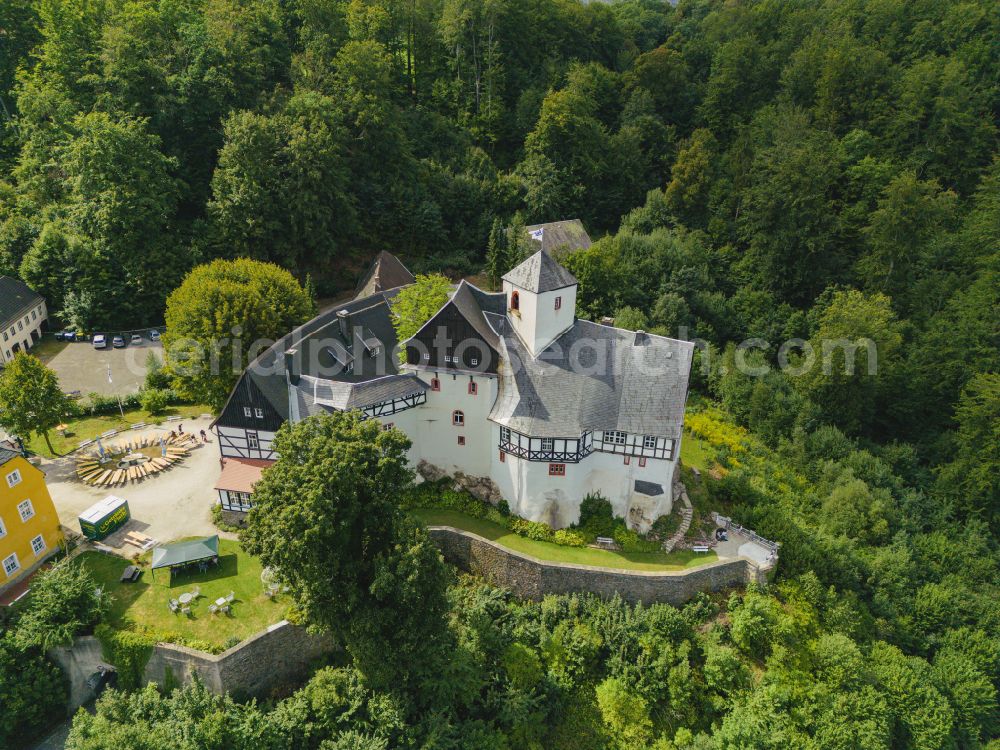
[0,0,998,747]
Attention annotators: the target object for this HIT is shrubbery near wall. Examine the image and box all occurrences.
[404,482,664,552]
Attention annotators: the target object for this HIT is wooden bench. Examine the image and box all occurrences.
[595,536,616,549]
[692,545,710,553]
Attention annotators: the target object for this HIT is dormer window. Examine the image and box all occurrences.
[510,291,520,312]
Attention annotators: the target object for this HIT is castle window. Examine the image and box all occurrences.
[247,431,259,450]
[243,407,251,418]
[643,435,657,449]
[452,410,464,426]
[510,291,520,311]
[554,296,562,310]
[255,408,264,419]
[623,456,630,465]
[540,438,554,452]
[549,463,565,476]
[445,355,453,363]
[499,451,505,463]
[431,377,440,391]
[639,457,647,467]
[457,436,465,445]
[500,427,511,443]
[468,381,477,395]
[382,423,394,431]
[605,431,627,445]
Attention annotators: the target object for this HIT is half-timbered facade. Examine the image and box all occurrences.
[213,240,693,529]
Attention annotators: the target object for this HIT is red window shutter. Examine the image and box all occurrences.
[431,378,440,391]
[499,451,505,462]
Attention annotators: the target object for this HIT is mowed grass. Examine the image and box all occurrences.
[413,509,716,571]
[75,538,289,649]
[27,404,213,458]
[680,432,716,472]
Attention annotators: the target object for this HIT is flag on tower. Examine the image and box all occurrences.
[529,227,544,242]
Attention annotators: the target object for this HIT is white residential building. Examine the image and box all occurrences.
[0,277,48,365]
[214,233,693,531]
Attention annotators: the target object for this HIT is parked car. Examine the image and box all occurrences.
[93,334,108,349]
[148,329,161,341]
[56,329,77,341]
[130,334,143,345]
[112,335,126,348]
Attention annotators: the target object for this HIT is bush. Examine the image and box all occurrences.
[211,503,244,532]
[0,636,67,747]
[575,493,616,539]
[140,388,171,415]
[14,560,108,651]
[143,350,171,390]
[509,518,555,541]
[553,529,587,547]
[95,625,154,690]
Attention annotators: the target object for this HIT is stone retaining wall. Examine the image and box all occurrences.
[428,526,767,606]
[50,620,335,711]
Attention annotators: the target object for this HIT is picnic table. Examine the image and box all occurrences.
[179,592,194,605]
[120,565,142,582]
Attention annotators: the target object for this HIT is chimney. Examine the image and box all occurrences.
[284,348,300,385]
[634,330,647,345]
[337,309,350,342]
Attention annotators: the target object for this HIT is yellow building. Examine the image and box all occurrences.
[0,445,63,593]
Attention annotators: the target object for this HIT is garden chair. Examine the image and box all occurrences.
[181,606,192,617]
[191,585,201,599]
[169,599,179,613]
[208,604,218,614]
[220,604,231,615]
[225,591,235,603]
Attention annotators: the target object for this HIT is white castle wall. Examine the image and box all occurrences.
[488,427,675,529]
[385,369,496,478]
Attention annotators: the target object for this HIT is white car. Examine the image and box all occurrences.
[93,334,107,349]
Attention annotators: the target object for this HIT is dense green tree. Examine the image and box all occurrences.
[390,272,452,345]
[162,258,312,408]
[208,92,356,271]
[794,290,903,436]
[0,353,71,454]
[936,373,1000,525]
[240,412,456,700]
[13,559,107,651]
[0,636,66,749]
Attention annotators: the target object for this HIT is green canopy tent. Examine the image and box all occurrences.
[150,535,219,579]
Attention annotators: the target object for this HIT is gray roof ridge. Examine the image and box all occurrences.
[574,318,696,350]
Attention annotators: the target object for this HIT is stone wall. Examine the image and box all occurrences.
[428,526,767,606]
[50,620,335,711]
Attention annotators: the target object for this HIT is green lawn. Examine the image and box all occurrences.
[680,432,716,472]
[413,509,716,571]
[75,539,289,650]
[27,404,213,457]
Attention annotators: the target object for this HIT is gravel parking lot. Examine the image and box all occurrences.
[42,336,163,396]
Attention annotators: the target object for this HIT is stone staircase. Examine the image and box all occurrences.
[662,491,693,553]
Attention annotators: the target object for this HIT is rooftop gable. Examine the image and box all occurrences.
[502,250,578,294]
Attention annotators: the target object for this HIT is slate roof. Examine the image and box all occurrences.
[502,250,578,294]
[0,276,43,325]
[523,219,592,254]
[0,446,20,467]
[488,316,694,439]
[353,251,416,299]
[448,281,503,349]
[295,373,427,414]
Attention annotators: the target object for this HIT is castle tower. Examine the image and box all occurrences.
[502,250,578,357]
